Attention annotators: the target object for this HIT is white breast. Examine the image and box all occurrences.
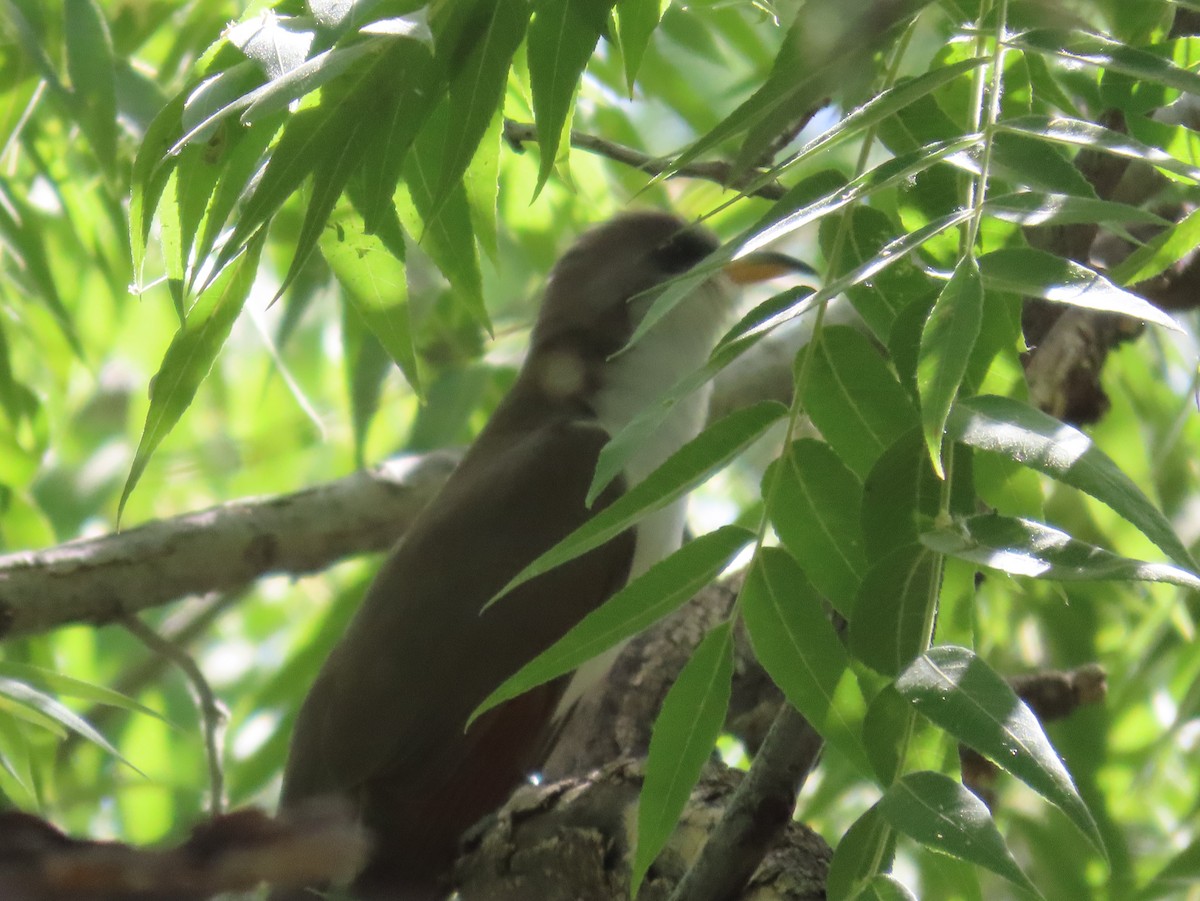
[553,277,734,719]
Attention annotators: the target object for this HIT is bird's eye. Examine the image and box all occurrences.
[651,229,718,274]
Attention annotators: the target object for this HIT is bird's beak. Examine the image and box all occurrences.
[723,251,815,284]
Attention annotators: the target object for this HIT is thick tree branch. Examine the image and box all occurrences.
[0,452,458,639]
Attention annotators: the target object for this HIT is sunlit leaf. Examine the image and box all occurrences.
[119,235,266,520]
[897,646,1105,854]
[879,771,1042,897]
[922,513,1200,589]
[527,0,615,195]
[946,395,1196,569]
[919,258,983,477]
[978,248,1181,331]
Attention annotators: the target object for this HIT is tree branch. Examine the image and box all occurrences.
[0,452,459,639]
[501,120,789,201]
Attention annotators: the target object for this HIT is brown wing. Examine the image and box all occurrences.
[280,416,634,809]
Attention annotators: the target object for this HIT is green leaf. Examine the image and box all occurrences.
[470,525,754,726]
[358,38,440,234]
[977,248,1181,332]
[119,234,265,521]
[779,58,986,179]
[819,207,938,344]
[0,662,165,721]
[492,400,787,605]
[850,875,919,901]
[616,0,668,91]
[984,192,1168,228]
[861,430,974,561]
[919,258,983,477]
[1110,205,1200,286]
[129,91,185,278]
[946,395,1197,569]
[1138,835,1200,901]
[999,114,1200,183]
[627,137,977,352]
[0,677,140,774]
[400,101,489,331]
[827,804,897,901]
[429,0,530,215]
[633,621,733,896]
[527,0,614,195]
[64,0,117,174]
[1011,28,1200,98]
[742,547,872,777]
[800,326,919,480]
[922,513,1200,589]
[766,439,866,613]
[896,646,1105,855]
[320,204,420,392]
[879,771,1042,898]
[848,544,940,676]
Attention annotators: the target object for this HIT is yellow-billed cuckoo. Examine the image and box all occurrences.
[277,211,803,899]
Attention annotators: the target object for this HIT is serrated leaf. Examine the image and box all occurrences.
[429,0,529,216]
[321,205,420,392]
[65,0,117,174]
[359,39,440,233]
[766,439,866,613]
[879,771,1042,898]
[849,544,939,676]
[922,513,1200,589]
[0,677,140,774]
[119,235,265,520]
[617,0,668,91]
[978,248,1181,331]
[400,102,488,331]
[633,621,733,896]
[946,395,1197,569]
[919,257,983,478]
[896,646,1105,855]
[800,326,918,480]
[742,547,872,777]
[493,400,787,606]
[861,430,951,560]
[470,525,754,726]
[999,114,1200,183]
[528,0,614,195]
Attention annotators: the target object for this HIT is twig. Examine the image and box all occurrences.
[122,614,228,816]
[501,120,789,200]
[666,704,823,901]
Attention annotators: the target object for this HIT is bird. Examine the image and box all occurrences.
[275,210,805,900]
